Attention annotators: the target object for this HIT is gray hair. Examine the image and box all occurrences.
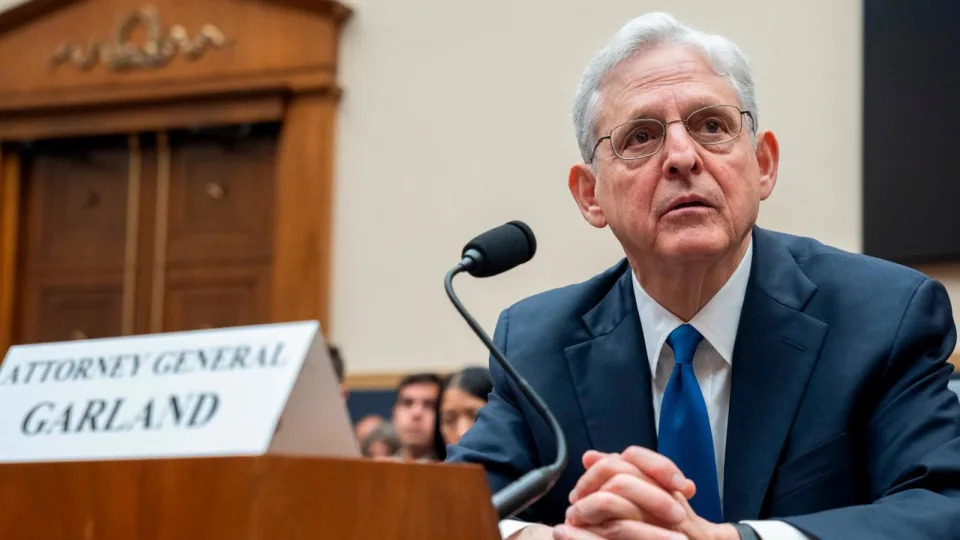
[573,12,758,163]
[360,421,401,457]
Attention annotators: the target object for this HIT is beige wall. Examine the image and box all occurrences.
[1,0,956,371]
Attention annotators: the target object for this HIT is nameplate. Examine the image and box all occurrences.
[0,321,359,462]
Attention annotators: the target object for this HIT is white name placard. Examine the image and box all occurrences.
[0,321,359,462]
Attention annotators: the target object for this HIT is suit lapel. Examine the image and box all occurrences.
[722,228,828,521]
[564,264,658,454]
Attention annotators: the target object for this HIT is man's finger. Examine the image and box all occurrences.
[581,450,610,470]
[596,472,687,525]
[621,446,694,497]
[565,490,644,526]
[556,522,688,540]
[553,524,606,540]
[569,454,645,503]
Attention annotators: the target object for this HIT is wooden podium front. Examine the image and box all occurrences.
[0,456,502,539]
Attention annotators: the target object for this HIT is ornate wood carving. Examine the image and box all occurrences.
[51,5,230,72]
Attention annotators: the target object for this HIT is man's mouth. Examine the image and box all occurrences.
[672,201,709,210]
[663,196,713,216]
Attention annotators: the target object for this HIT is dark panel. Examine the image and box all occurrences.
[162,264,271,332]
[17,274,124,344]
[14,135,129,345]
[19,136,129,270]
[863,1,960,262]
[166,124,276,266]
[347,390,397,424]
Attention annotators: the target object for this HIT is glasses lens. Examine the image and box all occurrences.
[611,119,664,159]
[686,105,742,145]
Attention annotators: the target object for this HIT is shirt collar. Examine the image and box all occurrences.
[631,238,753,374]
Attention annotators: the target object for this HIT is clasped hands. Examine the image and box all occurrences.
[515,447,738,540]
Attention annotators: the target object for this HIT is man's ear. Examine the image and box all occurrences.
[569,163,607,228]
[755,130,779,200]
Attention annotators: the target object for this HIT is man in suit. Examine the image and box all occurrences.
[445,12,960,540]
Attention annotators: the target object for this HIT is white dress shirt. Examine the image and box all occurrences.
[500,240,807,540]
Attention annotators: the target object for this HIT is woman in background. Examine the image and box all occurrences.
[434,366,493,460]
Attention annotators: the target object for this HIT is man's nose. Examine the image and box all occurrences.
[661,121,701,178]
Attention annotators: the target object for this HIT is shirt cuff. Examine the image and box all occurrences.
[499,519,531,539]
[741,520,809,540]
[500,518,807,539]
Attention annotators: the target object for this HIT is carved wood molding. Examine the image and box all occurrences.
[51,5,230,72]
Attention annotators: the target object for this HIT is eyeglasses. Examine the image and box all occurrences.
[587,104,753,163]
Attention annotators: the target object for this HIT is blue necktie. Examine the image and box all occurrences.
[658,324,723,522]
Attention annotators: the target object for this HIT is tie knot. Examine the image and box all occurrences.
[667,324,702,365]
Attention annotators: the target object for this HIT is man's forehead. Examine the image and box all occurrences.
[400,382,439,398]
[598,45,737,123]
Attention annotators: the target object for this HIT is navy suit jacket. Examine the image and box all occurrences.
[446,227,960,539]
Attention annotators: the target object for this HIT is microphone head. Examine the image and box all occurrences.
[462,221,537,277]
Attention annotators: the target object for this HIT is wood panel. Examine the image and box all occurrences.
[0,93,285,141]
[0,456,501,540]
[345,372,411,391]
[0,149,19,357]
[272,93,336,331]
[19,136,131,272]
[0,0,349,107]
[163,265,271,332]
[14,135,131,344]
[17,273,125,343]
[166,124,276,266]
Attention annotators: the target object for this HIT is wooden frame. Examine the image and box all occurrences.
[0,0,351,344]
[0,150,20,356]
[0,94,287,141]
[271,92,338,328]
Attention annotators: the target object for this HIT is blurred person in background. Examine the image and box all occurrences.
[391,373,442,461]
[434,367,493,460]
[360,421,402,459]
[354,414,386,446]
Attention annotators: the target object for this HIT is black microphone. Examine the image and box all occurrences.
[461,220,537,277]
[445,221,568,520]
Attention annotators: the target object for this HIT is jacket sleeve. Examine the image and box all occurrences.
[444,309,543,512]
[783,278,960,539]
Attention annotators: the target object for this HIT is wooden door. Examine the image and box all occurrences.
[12,123,278,345]
[15,135,134,343]
[158,124,277,332]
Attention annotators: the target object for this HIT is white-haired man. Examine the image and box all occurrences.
[447,12,960,540]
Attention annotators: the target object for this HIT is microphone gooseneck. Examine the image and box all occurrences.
[445,222,567,519]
